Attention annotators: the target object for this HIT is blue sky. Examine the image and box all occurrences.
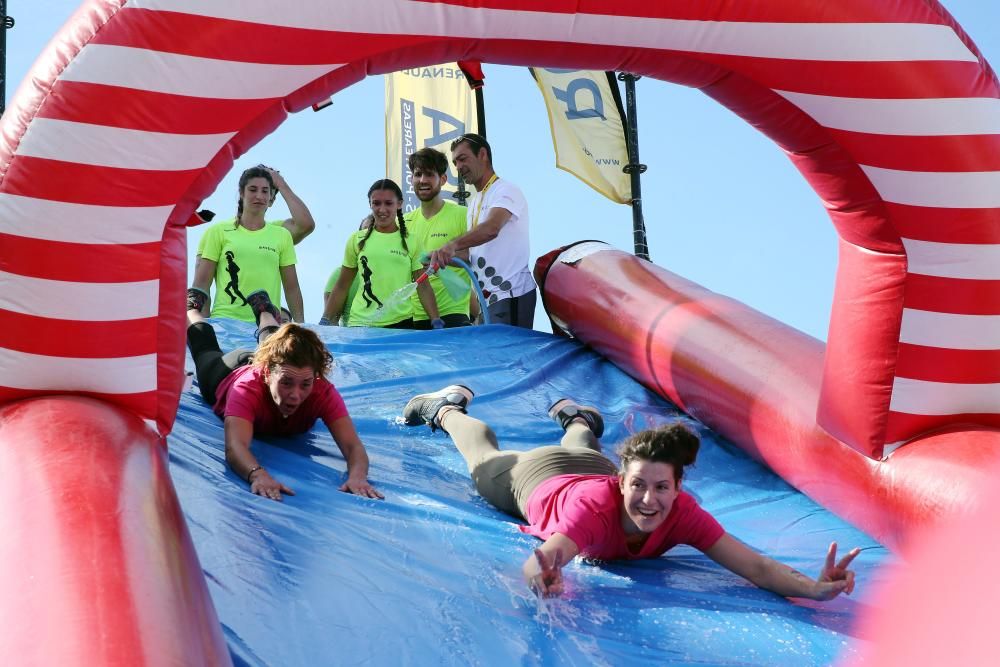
[6,1,999,338]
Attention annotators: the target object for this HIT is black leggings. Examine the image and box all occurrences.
[187,322,257,405]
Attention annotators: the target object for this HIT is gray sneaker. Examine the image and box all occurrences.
[403,385,474,431]
[547,399,604,438]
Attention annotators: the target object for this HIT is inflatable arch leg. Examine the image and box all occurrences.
[0,397,231,667]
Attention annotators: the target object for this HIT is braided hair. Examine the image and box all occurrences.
[234,166,276,230]
[359,179,409,252]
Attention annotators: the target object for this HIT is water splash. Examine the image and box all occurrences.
[354,281,418,326]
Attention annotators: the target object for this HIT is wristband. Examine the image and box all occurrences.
[431,318,445,329]
[246,465,264,483]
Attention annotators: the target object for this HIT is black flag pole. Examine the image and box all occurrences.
[455,60,487,207]
[1,0,14,117]
[615,72,650,261]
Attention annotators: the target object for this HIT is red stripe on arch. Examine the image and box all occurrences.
[887,203,1000,244]
[886,411,1000,444]
[97,9,442,65]
[448,38,994,100]
[95,11,997,101]
[829,131,1000,173]
[0,386,157,419]
[904,275,1000,315]
[895,344,1000,384]
[0,309,157,358]
[0,234,161,283]
[39,81,279,135]
[3,157,199,207]
[419,0,950,23]
[699,56,995,100]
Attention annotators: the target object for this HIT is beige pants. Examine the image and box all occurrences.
[442,412,618,519]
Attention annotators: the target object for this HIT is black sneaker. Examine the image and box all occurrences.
[403,385,474,431]
[187,287,209,312]
[246,289,280,326]
[547,399,604,438]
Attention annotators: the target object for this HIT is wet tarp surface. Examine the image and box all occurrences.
[169,321,889,666]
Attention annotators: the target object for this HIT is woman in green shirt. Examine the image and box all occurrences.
[322,179,440,328]
[192,165,309,323]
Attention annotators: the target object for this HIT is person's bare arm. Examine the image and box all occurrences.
[325,415,383,499]
[192,257,217,315]
[223,416,294,501]
[428,207,512,269]
[265,168,316,244]
[280,264,304,322]
[322,267,358,323]
[414,269,440,321]
[705,535,860,601]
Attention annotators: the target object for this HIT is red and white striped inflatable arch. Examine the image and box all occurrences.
[2,0,998,453]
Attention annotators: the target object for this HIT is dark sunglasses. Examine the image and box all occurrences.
[452,133,486,154]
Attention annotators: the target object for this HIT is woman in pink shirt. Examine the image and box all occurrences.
[185,287,381,502]
[403,385,859,598]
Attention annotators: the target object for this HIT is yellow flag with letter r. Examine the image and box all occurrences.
[385,65,477,214]
[530,68,632,204]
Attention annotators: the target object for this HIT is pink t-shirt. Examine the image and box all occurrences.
[213,365,349,436]
[521,474,724,561]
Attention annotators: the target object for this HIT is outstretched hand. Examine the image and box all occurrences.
[527,548,565,597]
[250,470,295,502]
[339,476,384,500]
[813,542,861,600]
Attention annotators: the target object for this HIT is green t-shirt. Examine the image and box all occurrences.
[406,201,471,320]
[342,227,422,327]
[325,267,361,326]
[197,219,287,255]
[200,220,296,322]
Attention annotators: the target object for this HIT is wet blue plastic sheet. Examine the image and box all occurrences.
[169,320,889,666]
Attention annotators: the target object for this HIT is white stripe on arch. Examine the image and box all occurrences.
[60,45,344,100]
[890,377,1000,416]
[777,91,1000,136]
[903,239,1000,280]
[861,166,1000,209]
[126,0,977,63]
[16,118,235,171]
[0,270,159,321]
[0,348,156,394]
[0,194,173,245]
[900,308,1000,351]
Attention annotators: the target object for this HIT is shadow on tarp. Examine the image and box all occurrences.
[169,320,889,666]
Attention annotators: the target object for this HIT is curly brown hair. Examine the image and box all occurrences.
[252,323,333,376]
[617,423,701,482]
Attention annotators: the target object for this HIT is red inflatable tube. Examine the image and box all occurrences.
[0,397,231,667]
[535,243,1000,551]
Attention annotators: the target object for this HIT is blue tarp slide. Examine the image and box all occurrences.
[170,321,888,665]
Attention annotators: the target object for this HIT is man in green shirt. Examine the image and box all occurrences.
[405,148,474,329]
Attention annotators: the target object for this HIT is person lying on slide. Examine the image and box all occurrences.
[186,287,382,501]
[403,386,859,598]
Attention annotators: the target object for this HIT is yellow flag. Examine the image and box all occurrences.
[385,65,477,214]
[531,68,632,204]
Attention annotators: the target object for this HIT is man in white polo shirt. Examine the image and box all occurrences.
[428,133,536,329]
